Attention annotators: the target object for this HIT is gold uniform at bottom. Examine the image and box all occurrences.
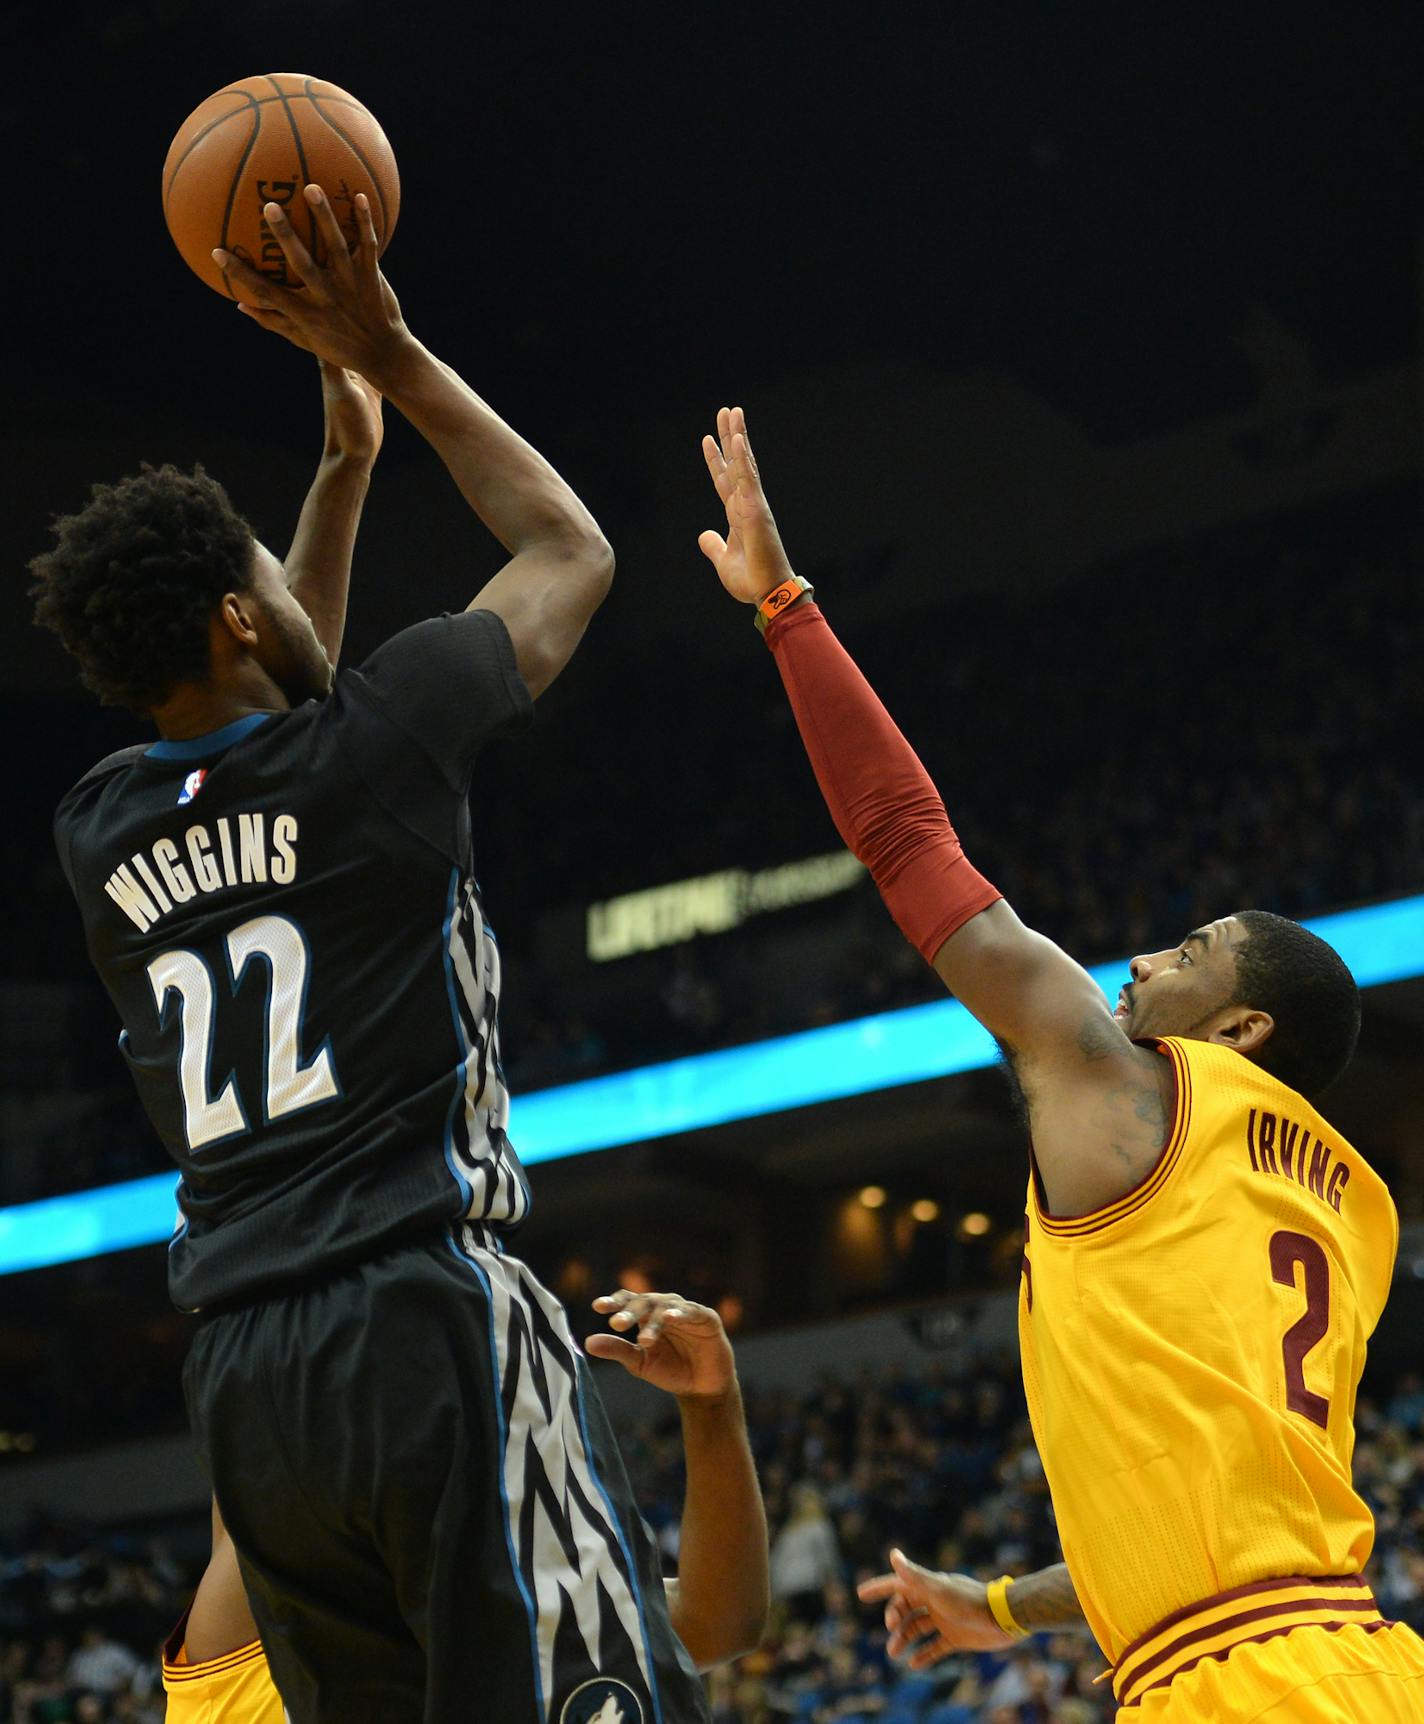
[1110,1575,1424,1719]
[1129,1618,1424,1722]
[1019,1037,1424,1719]
[162,1620,285,1724]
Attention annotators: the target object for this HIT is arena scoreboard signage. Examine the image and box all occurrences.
[586,850,866,962]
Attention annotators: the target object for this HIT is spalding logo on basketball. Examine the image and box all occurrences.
[558,1677,644,1724]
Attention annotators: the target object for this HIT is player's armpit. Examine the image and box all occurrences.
[935,902,1174,1216]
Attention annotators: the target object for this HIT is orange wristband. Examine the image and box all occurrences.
[754,575,814,633]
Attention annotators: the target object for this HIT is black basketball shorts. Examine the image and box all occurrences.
[183,1224,711,1724]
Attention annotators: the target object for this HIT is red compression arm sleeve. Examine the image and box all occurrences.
[764,601,1001,962]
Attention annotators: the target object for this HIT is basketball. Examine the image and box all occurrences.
[162,74,400,302]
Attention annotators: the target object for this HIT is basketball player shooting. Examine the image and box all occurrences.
[160,1291,768,1723]
[698,407,1424,1720]
[32,186,715,1724]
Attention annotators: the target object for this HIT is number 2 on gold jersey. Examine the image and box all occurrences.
[1270,1229,1330,1429]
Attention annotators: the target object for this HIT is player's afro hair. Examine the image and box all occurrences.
[29,464,255,714]
[1229,910,1360,1101]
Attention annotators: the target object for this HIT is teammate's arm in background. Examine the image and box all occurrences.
[697,409,1170,1216]
[217,187,612,700]
[588,1290,770,1669]
[282,361,384,665]
[858,1551,1087,1668]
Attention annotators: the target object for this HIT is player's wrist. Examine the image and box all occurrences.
[674,1374,742,1415]
[360,330,429,399]
[317,445,378,475]
[985,1574,1030,1638]
[753,574,814,634]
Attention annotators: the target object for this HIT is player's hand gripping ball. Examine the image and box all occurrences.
[163,73,400,302]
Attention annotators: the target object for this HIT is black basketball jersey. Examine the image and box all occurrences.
[54,610,534,1312]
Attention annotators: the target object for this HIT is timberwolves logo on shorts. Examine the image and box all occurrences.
[558,1677,644,1724]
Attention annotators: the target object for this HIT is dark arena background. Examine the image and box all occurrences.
[4,7,1423,1721]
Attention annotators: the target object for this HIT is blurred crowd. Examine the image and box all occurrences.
[5,1356,1422,1723]
[0,1529,184,1724]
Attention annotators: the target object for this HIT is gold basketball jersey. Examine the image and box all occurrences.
[1019,1035,1397,1665]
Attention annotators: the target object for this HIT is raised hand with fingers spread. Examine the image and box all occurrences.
[697,406,798,605]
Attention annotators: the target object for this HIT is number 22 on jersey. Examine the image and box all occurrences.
[146,913,339,1150]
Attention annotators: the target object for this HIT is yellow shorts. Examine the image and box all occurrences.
[1125,1620,1424,1722]
[162,1637,285,1723]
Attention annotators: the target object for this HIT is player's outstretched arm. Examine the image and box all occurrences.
[588,1290,769,1669]
[858,1553,1087,1668]
[217,186,612,699]
[282,360,384,665]
[699,409,1171,1216]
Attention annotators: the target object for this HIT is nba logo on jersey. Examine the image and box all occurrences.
[177,768,208,806]
[559,1678,643,1724]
